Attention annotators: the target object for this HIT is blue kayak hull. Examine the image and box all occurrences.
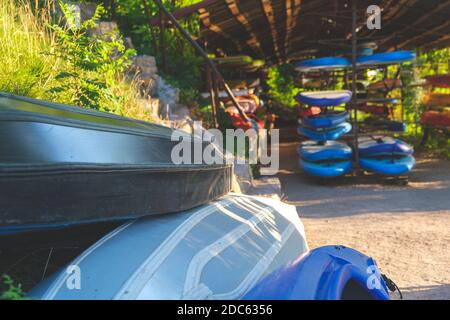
[303,111,349,129]
[360,155,415,175]
[295,57,351,72]
[300,159,353,178]
[298,122,352,141]
[243,245,390,300]
[357,50,416,66]
[359,137,414,157]
[298,141,352,162]
[297,90,352,107]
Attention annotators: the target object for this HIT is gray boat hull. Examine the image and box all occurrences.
[30,194,308,300]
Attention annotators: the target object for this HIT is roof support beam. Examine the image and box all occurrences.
[225,0,264,58]
[423,33,450,50]
[261,0,282,64]
[198,8,243,52]
[393,19,450,50]
[284,0,301,62]
[378,0,450,48]
[147,0,220,26]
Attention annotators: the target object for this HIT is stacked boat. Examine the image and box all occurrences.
[358,137,415,175]
[296,88,353,178]
[0,92,233,235]
[294,51,417,178]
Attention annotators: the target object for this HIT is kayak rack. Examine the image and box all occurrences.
[294,1,417,183]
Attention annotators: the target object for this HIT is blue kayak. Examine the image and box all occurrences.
[303,111,349,128]
[298,122,352,141]
[359,136,413,157]
[300,159,353,178]
[364,119,406,132]
[243,246,390,300]
[360,155,415,175]
[298,141,352,162]
[357,50,416,67]
[297,90,353,107]
[295,57,351,72]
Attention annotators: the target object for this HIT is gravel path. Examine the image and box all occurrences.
[277,142,450,300]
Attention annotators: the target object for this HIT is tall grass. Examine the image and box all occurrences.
[0,0,156,122]
[0,0,58,97]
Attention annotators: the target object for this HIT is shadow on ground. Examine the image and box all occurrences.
[277,142,450,218]
[401,284,450,300]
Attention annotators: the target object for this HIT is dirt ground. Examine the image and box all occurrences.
[278,142,450,300]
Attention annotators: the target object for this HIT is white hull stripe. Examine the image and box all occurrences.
[41,221,134,300]
[114,197,238,300]
[185,224,296,300]
[182,198,279,298]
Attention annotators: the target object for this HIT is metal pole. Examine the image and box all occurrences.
[206,64,219,128]
[151,0,249,122]
[159,10,168,74]
[142,0,159,55]
[351,0,359,171]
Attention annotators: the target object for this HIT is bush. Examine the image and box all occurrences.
[0,275,26,300]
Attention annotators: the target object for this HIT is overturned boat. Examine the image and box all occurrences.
[0,92,232,235]
[29,194,391,300]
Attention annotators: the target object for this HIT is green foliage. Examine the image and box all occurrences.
[389,48,450,158]
[267,64,301,108]
[97,0,203,106]
[48,2,136,112]
[0,275,26,300]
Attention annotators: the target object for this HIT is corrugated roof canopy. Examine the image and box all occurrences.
[169,0,450,65]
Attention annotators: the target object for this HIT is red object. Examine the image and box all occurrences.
[359,103,390,116]
[227,112,264,130]
[299,107,322,118]
[425,74,450,88]
[368,79,402,91]
[421,111,450,127]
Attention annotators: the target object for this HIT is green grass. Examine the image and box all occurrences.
[0,0,155,122]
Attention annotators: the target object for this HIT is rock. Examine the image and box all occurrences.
[247,177,282,200]
[156,76,180,106]
[137,98,160,119]
[123,37,135,50]
[88,21,120,39]
[159,103,195,133]
[233,162,253,194]
[129,55,159,96]
[131,55,158,75]
[56,1,98,28]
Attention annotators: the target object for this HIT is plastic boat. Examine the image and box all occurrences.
[356,50,416,67]
[358,137,413,157]
[29,194,309,300]
[297,90,353,107]
[0,92,232,235]
[300,159,353,178]
[421,110,450,127]
[425,74,450,88]
[359,156,416,175]
[243,245,390,300]
[298,141,352,162]
[295,57,351,72]
[302,111,349,129]
[363,119,406,133]
[297,122,352,141]
[28,194,390,300]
